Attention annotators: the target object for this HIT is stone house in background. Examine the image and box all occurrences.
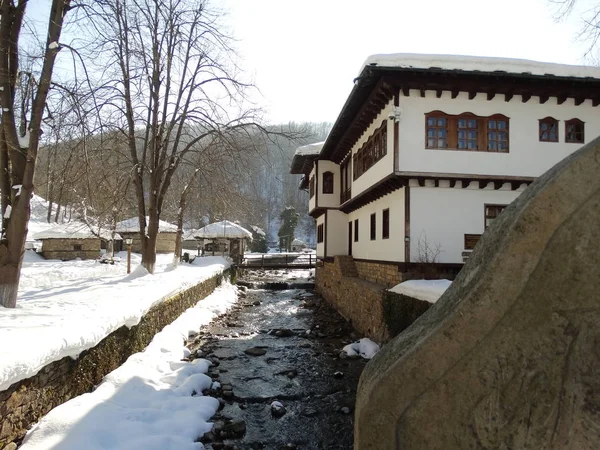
[290,53,600,341]
[291,238,307,252]
[33,223,116,261]
[115,217,178,253]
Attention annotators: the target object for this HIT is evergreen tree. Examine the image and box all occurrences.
[249,225,269,253]
[278,207,299,252]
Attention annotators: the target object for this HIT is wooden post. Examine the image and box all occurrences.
[127,244,132,274]
[285,253,288,267]
[261,254,264,268]
[309,254,312,267]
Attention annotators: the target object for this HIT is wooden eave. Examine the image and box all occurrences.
[339,171,535,213]
[290,153,318,175]
[321,65,600,164]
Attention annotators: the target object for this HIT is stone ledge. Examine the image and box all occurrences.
[0,270,229,449]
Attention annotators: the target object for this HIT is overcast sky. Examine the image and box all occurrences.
[219,0,591,125]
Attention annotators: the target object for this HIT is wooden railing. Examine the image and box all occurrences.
[239,252,316,269]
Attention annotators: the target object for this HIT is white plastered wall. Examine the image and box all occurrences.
[409,184,522,264]
[325,209,348,257]
[315,213,325,258]
[346,188,405,262]
[317,160,340,208]
[398,90,600,177]
[351,102,395,197]
[308,165,316,212]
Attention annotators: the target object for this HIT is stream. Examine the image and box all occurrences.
[187,269,368,450]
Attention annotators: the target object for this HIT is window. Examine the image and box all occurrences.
[382,209,389,239]
[485,204,507,228]
[565,118,584,144]
[73,244,82,251]
[317,224,324,243]
[309,176,315,198]
[353,121,388,180]
[427,114,448,149]
[322,171,334,194]
[370,213,376,240]
[539,117,558,142]
[354,219,359,242]
[340,157,351,203]
[425,111,509,152]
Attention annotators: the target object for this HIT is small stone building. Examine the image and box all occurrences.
[32,223,111,261]
[194,220,252,263]
[291,238,307,252]
[115,217,178,253]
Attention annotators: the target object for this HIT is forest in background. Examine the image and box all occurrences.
[33,121,332,247]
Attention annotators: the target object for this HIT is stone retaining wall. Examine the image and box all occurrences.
[0,270,229,449]
[354,260,403,287]
[316,258,429,343]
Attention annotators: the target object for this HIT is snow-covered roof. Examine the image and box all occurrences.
[194,220,252,239]
[292,238,306,246]
[115,217,178,233]
[32,222,119,241]
[294,142,324,157]
[182,229,199,240]
[361,53,600,80]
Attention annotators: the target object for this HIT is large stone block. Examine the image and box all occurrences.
[355,137,600,449]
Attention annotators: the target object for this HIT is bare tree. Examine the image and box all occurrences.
[0,0,72,308]
[83,0,263,273]
[551,0,600,56]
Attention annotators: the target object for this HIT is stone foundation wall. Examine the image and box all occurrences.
[316,258,429,344]
[354,260,403,288]
[0,270,229,449]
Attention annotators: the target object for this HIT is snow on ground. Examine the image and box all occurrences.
[342,338,380,359]
[20,282,238,450]
[0,252,230,391]
[388,279,452,303]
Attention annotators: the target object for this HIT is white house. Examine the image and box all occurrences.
[291,53,600,282]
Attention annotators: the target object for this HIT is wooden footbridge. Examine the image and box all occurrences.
[238,252,316,269]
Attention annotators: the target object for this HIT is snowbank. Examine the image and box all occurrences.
[361,53,600,79]
[20,282,238,450]
[388,279,452,303]
[343,338,380,359]
[0,253,230,391]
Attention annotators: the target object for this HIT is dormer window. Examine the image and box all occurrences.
[539,117,558,142]
[565,118,584,143]
[322,171,333,194]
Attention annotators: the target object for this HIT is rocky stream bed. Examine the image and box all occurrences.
[184,270,369,450]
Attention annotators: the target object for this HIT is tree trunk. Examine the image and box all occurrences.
[142,212,159,273]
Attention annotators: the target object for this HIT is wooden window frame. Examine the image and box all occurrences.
[340,157,351,203]
[425,111,509,153]
[353,121,388,181]
[382,209,389,239]
[370,213,376,241]
[539,117,559,142]
[317,224,324,243]
[565,118,584,144]
[354,219,359,242]
[73,244,83,251]
[484,204,507,229]
[309,175,315,198]
[322,171,334,194]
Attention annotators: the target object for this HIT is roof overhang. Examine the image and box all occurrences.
[321,65,600,164]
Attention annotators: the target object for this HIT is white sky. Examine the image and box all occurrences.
[218,0,593,124]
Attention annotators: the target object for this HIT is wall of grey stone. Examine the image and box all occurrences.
[0,270,229,449]
[316,258,430,344]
